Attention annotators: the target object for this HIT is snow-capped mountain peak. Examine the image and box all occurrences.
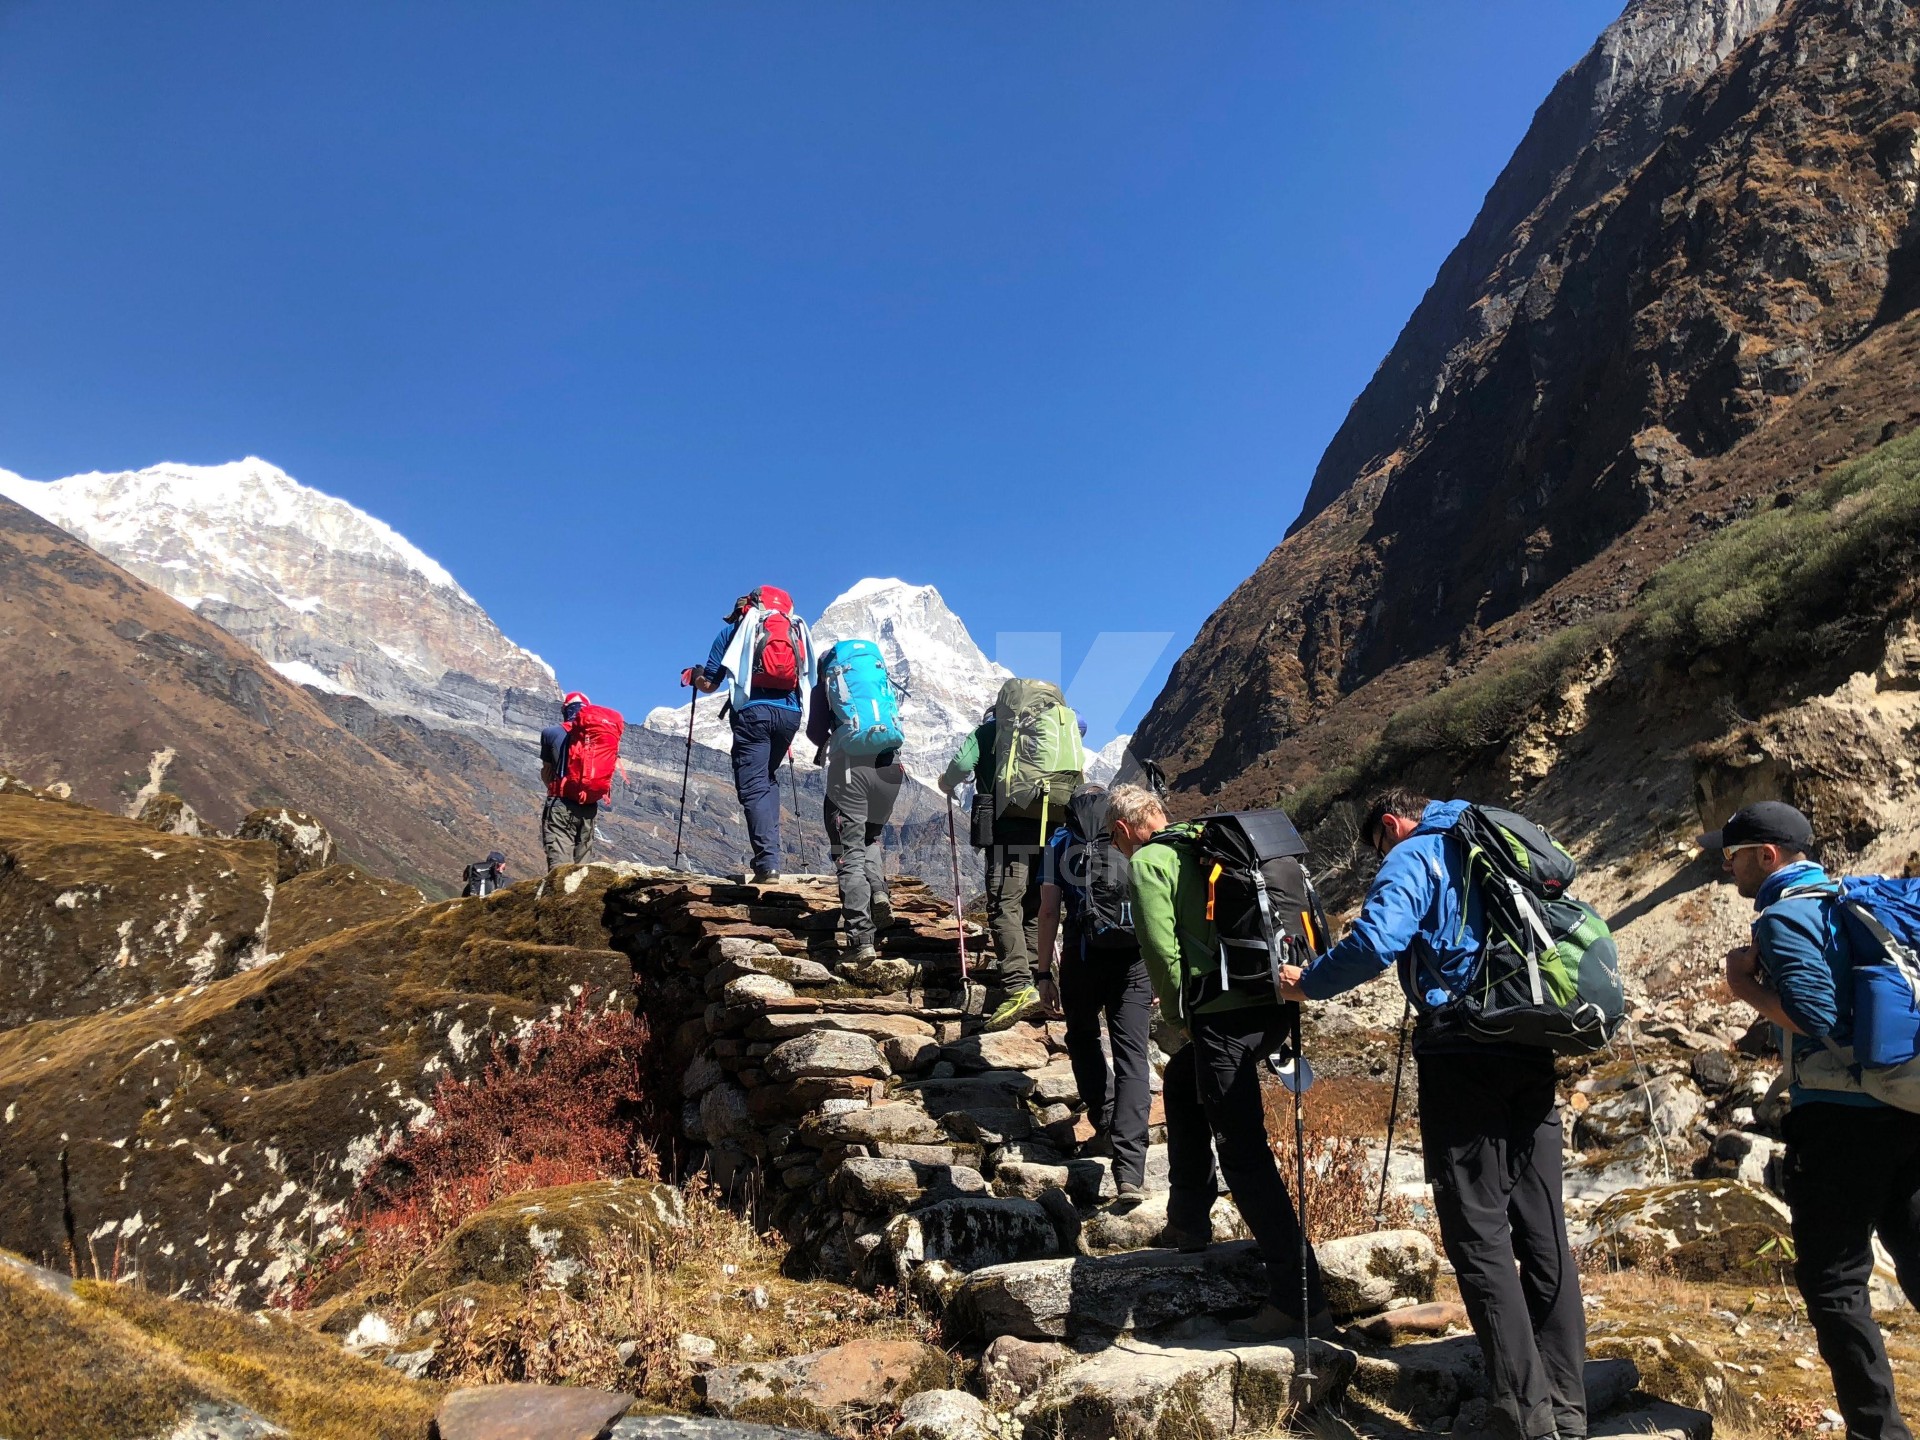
[0,458,557,725]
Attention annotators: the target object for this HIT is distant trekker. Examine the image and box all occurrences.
[461,850,509,897]
[682,587,815,883]
[808,638,907,963]
[539,691,625,870]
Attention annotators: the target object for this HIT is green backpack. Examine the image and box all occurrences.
[991,678,1085,827]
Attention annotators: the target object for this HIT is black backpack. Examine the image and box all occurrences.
[1191,810,1328,1007]
[462,860,501,898]
[1056,785,1134,952]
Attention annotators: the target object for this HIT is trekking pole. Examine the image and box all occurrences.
[1375,999,1412,1227]
[946,795,969,981]
[1291,1003,1316,1386]
[673,689,698,871]
[787,752,802,873]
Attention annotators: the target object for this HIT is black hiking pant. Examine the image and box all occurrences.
[1164,1003,1326,1316]
[731,703,800,876]
[984,817,1047,994]
[1783,1101,1920,1439]
[1057,934,1153,1190]
[823,751,903,948]
[540,796,597,870]
[1418,1047,1585,1440]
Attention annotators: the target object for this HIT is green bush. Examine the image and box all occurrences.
[1637,427,1920,664]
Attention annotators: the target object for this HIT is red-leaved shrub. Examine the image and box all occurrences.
[293,993,667,1301]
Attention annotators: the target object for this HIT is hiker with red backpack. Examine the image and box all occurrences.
[682,587,815,883]
[539,691,625,870]
[1711,800,1920,1438]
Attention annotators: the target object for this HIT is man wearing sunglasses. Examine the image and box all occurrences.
[1278,787,1585,1440]
[1709,800,1920,1440]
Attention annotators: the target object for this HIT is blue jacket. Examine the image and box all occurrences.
[1752,861,1879,1109]
[1300,799,1486,1012]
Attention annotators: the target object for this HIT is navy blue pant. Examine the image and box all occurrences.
[730,703,800,875]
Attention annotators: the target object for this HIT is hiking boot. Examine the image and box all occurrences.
[1108,1182,1146,1212]
[1225,1303,1335,1342]
[1160,1224,1210,1254]
[870,893,894,931]
[751,867,781,884]
[985,986,1042,1032]
[849,944,879,965]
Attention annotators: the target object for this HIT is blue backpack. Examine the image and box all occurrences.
[822,639,904,759]
[1782,876,1920,1111]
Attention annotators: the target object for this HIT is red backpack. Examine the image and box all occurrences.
[748,585,802,691]
[560,704,626,806]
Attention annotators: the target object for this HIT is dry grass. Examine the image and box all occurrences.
[427,1176,933,1412]
[1261,1075,1422,1241]
[0,1262,436,1440]
[85,1283,439,1440]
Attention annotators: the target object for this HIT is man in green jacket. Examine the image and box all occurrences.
[1108,784,1328,1339]
[940,709,1056,1031]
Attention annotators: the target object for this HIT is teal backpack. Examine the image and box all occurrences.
[822,639,904,759]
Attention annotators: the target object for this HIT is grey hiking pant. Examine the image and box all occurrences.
[984,816,1048,994]
[1058,934,1153,1190]
[824,751,903,948]
[541,795,598,870]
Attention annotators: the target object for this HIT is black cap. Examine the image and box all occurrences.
[1697,801,1813,854]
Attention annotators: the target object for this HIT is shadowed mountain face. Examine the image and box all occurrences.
[1137,0,1920,795]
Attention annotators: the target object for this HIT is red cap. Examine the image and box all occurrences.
[563,691,590,708]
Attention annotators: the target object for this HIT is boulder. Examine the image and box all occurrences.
[1021,1330,1353,1439]
[1591,1180,1792,1279]
[700,1084,756,1144]
[1030,1060,1081,1106]
[1315,1230,1440,1319]
[992,1160,1069,1200]
[829,1157,925,1214]
[947,1243,1273,1340]
[943,1028,1050,1073]
[724,974,796,1005]
[892,1389,994,1440]
[799,1103,944,1150]
[979,1334,1074,1408]
[1589,1401,1713,1440]
[884,1197,1059,1274]
[763,1030,888,1083]
[883,1034,940,1074]
[1080,1191,1246,1254]
[0,790,279,1025]
[697,1339,951,1430]
[135,791,203,836]
[235,807,337,880]
[1575,1073,1707,1150]
[1346,1300,1469,1344]
[401,1180,686,1302]
[434,1384,634,1440]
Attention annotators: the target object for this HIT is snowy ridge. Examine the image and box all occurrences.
[0,458,471,599]
[0,457,558,721]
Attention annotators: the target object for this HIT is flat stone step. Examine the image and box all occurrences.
[947,1242,1271,1341]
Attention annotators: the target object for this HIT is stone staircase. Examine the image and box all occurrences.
[600,868,1712,1439]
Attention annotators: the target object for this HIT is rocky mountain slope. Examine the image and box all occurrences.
[1137,0,1920,804]
[0,459,556,728]
[0,495,524,891]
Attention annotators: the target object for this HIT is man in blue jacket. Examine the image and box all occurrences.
[682,592,812,883]
[1280,788,1584,1440]
[1712,800,1920,1439]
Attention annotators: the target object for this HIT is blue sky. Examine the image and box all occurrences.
[0,2,1621,744]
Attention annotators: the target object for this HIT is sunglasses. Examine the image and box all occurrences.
[1720,842,1768,859]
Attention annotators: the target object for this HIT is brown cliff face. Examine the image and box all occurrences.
[1138,0,1920,795]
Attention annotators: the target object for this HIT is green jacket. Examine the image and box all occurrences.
[939,720,997,796]
[1129,823,1267,1025]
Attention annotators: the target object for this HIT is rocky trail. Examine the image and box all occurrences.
[10,777,1877,1440]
